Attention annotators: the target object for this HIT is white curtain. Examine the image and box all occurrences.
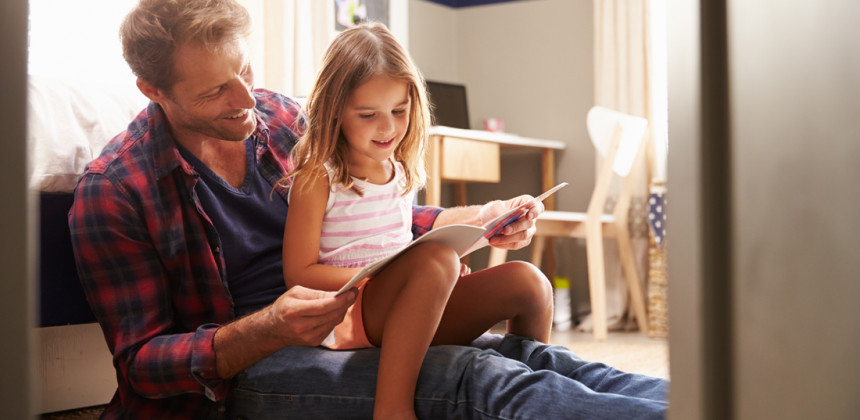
[579,0,668,332]
[238,0,333,97]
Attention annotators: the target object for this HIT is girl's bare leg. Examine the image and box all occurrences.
[433,260,553,345]
[361,243,461,420]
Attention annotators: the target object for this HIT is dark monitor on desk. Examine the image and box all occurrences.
[426,80,470,129]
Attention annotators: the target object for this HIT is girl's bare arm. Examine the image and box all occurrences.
[282,172,361,291]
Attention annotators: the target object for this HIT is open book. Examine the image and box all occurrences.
[335,182,567,295]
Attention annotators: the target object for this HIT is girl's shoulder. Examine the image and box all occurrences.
[287,164,333,206]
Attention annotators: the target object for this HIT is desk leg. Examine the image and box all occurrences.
[542,149,556,210]
[454,183,468,206]
[454,182,472,264]
[541,149,557,279]
[426,135,441,207]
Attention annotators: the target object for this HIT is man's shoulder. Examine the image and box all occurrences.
[86,115,146,167]
[253,88,308,138]
[80,108,158,190]
[252,88,299,116]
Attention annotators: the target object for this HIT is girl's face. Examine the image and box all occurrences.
[340,74,410,177]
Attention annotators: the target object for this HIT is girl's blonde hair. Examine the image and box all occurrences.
[283,22,429,195]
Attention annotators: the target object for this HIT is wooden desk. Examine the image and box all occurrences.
[425,126,566,209]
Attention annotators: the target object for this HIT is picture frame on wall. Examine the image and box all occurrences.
[335,0,389,30]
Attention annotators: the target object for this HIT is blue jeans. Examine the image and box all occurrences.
[227,334,668,419]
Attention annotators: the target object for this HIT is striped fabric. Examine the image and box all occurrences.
[318,162,414,268]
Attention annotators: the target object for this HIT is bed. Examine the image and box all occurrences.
[29,75,148,413]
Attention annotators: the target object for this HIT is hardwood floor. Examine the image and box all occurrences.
[491,324,670,379]
[549,329,669,379]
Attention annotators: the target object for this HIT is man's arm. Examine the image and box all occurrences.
[412,195,543,250]
[70,173,355,399]
[213,286,355,378]
[69,173,225,399]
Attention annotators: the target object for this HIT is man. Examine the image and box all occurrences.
[69,0,668,418]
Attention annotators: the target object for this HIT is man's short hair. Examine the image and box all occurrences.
[120,0,251,92]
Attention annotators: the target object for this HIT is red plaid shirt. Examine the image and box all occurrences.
[68,89,442,419]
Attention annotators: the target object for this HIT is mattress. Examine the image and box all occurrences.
[28,75,147,192]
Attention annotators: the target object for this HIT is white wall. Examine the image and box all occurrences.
[409,0,594,284]
[408,1,460,82]
[410,0,593,208]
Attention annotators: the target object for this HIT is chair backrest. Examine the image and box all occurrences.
[584,106,649,219]
[586,106,648,177]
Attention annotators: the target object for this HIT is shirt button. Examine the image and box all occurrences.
[213,246,221,254]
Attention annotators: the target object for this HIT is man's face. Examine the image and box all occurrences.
[157,38,257,146]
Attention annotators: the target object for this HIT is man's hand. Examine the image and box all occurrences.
[214,285,356,378]
[269,285,357,347]
[479,195,544,250]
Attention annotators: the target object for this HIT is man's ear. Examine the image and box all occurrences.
[136,78,167,103]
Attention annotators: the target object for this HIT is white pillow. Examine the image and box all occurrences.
[27,75,148,192]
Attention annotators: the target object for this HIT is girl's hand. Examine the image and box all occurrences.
[459,263,471,278]
[480,195,544,250]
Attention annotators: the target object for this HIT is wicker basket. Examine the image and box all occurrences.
[647,233,668,338]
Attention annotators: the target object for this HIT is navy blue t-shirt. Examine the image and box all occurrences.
[178,139,288,316]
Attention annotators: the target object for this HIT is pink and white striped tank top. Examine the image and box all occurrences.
[316,162,414,268]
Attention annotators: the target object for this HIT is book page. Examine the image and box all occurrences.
[336,224,485,295]
[335,182,567,295]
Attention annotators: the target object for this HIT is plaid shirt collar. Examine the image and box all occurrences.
[143,100,275,182]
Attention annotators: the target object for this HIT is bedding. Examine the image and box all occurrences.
[29,76,147,326]
[27,75,148,192]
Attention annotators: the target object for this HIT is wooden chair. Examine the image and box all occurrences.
[488,106,649,340]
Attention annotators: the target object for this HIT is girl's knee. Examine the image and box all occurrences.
[410,243,461,284]
[505,261,553,305]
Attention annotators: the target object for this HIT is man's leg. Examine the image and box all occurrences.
[440,335,667,420]
[473,333,669,402]
[228,345,378,418]
[228,336,667,419]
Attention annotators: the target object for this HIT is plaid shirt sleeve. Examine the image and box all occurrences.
[411,205,443,239]
[69,172,228,402]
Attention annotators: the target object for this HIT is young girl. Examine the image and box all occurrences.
[281,23,553,420]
